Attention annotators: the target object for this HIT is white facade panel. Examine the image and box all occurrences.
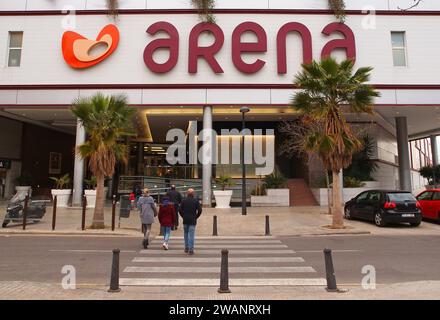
[142,89,206,104]
[216,0,269,9]
[396,90,440,105]
[17,90,79,104]
[26,0,87,11]
[86,0,146,10]
[79,89,142,104]
[207,89,271,105]
[0,90,18,104]
[0,0,27,11]
[271,89,297,105]
[376,90,397,105]
[147,0,190,9]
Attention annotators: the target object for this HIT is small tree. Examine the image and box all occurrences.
[50,173,71,189]
[291,58,380,229]
[215,175,235,191]
[419,165,440,185]
[72,93,134,229]
[191,0,216,23]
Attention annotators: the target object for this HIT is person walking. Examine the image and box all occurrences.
[166,185,182,230]
[179,188,202,255]
[158,196,176,250]
[137,188,157,249]
[133,183,143,209]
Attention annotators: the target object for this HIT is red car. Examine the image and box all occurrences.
[416,189,440,221]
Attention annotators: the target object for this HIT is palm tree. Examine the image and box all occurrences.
[292,58,380,228]
[71,93,134,229]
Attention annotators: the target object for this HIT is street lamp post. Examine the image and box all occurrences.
[240,106,250,216]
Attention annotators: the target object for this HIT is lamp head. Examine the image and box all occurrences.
[240,106,250,114]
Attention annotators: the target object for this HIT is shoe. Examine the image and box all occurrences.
[184,247,189,253]
[188,250,194,255]
[142,239,148,249]
[162,242,169,250]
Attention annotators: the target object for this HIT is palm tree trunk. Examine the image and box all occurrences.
[91,174,105,229]
[332,169,344,229]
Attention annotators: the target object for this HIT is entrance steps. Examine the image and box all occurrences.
[287,179,318,206]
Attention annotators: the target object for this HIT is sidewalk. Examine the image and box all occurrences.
[1,203,439,237]
[0,280,439,300]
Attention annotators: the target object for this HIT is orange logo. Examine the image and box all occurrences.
[62,24,119,69]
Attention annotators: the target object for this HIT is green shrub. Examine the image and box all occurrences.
[263,169,288,189]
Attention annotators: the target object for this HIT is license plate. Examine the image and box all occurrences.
[402,214,415,218]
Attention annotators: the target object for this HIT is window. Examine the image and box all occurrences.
[417,191,434,201]
[356,192,369,202]
[368,191,381,202]
[391,32,407,67]
[7,31,23,67]
[433,192,440,201]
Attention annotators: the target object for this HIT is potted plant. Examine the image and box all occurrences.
[50,173,71,207]
[84,176,97,208]
[14,172,32,199]
[213,175,235,208]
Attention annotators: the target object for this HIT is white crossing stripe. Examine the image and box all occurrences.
[151,240,282,244]
[132,257,305,263]
[120,278,326,286]
[140,249,296,254]
[145,244,288,249]
[124,266,316,273]
[154,236,276,240]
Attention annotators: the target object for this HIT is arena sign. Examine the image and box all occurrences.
[143,21,356,74]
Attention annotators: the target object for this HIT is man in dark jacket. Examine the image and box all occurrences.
[166,185,182,230]
[179,188,202,255]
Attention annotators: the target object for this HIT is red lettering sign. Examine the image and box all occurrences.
[277,22,313,74]
[232,22,267,74]
[144,22,179,73]
[188,23,225,74]
[321,22,356,61]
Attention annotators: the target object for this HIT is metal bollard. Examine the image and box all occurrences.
[213,215,218,236]
[265,215,271,236]
[52,195,57,231]
[22,195,29,230]
[81,195,87,231]
[218,249,231,293]
[111,195,116,231]
[324,249,338,292]
[108,249,121,293]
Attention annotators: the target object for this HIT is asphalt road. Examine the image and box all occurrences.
[0,234,439,286]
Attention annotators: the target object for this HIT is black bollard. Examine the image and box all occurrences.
[81,195,87,231]
[324,249,338,292]
[22,195,29,230]
[108,249,121,293]
[111,195,116,231]
[213,215,218,236]
[52,195,57,231]
[265,215,271,236]
[218,249,231,293]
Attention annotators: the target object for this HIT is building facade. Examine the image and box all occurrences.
[0,0,439,205]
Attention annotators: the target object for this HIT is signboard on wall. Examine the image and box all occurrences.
[0,159,11,170]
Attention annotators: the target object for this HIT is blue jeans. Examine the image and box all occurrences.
[183,224,196,250]
[162,226,171,244]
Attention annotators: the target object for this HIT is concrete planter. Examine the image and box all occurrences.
[251,189,290,207]
[15,186,32,199]
[51,189,72,207]
[84,189,97,208]
[213,190,233,208]
[311,186,378,206]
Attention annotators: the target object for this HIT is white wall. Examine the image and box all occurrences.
[1,0,439,11]
[1,13,440,87]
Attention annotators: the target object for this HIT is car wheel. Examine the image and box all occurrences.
[2,220,9,228]
[344,207,352,220]
[374,212,386,227]
[410,221,421,227]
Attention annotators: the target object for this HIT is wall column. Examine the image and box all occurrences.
[431,135,439,166]
[202,106,213,207]
[396,117,412,191]
[72,119,86,207]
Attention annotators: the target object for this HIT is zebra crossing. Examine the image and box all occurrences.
[119,236,326,287]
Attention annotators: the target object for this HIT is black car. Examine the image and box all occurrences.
[344,190,422,227]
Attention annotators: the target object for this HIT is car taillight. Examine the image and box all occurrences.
[416,201,421,209]
[384,202,396,209]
